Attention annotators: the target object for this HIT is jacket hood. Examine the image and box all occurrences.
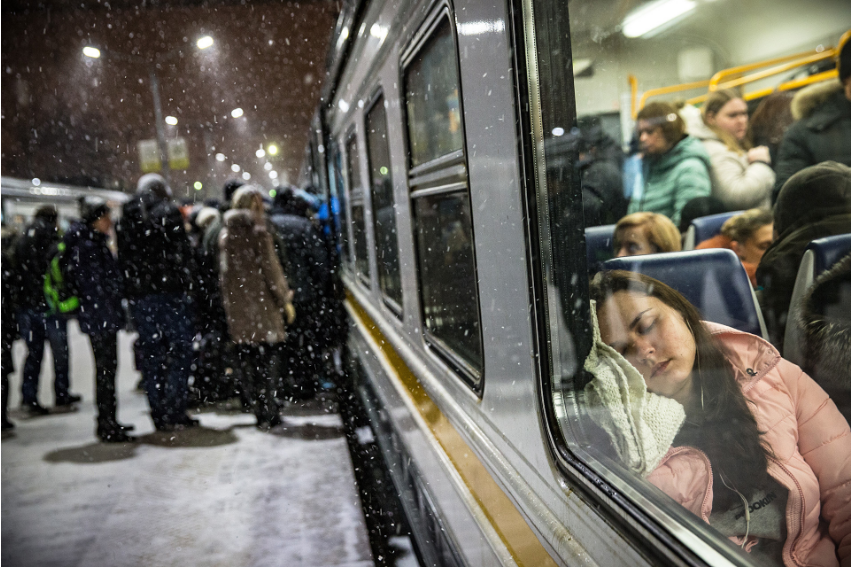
[704,321,781,391]
[775,161,851,234]
[683,108,718,143]
[136,173,172,200]
[653,135,713,173]
[223,208,260,231]
[791,80,846,121]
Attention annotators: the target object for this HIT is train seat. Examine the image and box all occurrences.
[682,211,743,251]
[602,249,768,338]
[585,224,616,273]
[782,234,851,365]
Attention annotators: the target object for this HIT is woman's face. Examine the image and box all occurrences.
[615,226,656,257]
[732,223,773,265]
[706,98,749,142]
[598,291,696,406]
[637,120,671,155]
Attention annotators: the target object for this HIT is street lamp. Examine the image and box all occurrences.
[82,36,214,186]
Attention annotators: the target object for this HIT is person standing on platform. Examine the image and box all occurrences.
[117,173,198,431]
[219,186,295,429]
[14,205,81,414]
[64,198,135,443]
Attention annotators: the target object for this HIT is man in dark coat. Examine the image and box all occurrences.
[269,185,331,399]
[773,39,850,201]
[65,198,135,442]
[756,161,851,349]
[116,173,198,431]
[14,205,81,414]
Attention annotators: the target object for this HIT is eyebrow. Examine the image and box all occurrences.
[606,308,652,350]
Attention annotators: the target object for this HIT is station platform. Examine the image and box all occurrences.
[1,321,401,566]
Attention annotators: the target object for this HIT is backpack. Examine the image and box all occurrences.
[43,242,79,315]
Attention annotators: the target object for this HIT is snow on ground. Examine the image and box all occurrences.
[2,321,373,566]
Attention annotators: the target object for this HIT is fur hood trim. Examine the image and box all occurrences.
[791,81,844,121]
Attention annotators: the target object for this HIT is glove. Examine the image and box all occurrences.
[284,302,296,325]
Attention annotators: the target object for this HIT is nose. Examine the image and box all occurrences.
[632,336,655,364]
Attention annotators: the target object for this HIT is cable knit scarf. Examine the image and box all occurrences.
[583,301,686,477]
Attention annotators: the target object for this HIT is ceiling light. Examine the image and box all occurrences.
[197,36,214,50]
[215,153,226,162]
[622,0,697,38]
[194,181,203,190]
[82,46,101,59]
[269,171,278,179]
[231,164,241,172]
[231,108,244,118]
[267,145,278,156]
[256,148,266,158]
[165,116,178,125]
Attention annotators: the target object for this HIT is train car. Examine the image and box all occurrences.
[306,0,850,564]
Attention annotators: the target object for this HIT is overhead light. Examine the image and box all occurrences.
[256,148,266,158]
[622,0,697,38]
[267,145,278,156]
[215,153,226,162]
[197,36,214,50]
[552,127,565,137]
[194,181,203,190]
[231,108,244,118]
[165,116,178,125]
[82,46,101,59]
[32,178,41,186]
[231,164,241,172]
[370,23,388,42]
[269,171,278,179]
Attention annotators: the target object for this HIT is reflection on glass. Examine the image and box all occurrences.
[414,192,482,375]
[404,17,463,168]
[331,147,349,263]
[346,134,369,280]
[366,97,402,308]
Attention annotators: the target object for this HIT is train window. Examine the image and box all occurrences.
[404,16,463,169]
[330,143,349,265]
[527,0,851,564]
[346,131,370,284]
[365,94,403,313]
[403,11,483,388]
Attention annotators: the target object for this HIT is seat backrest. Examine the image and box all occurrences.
[585,224,616,272]
[603,249,767,338]
[683,211,743,251]
[783,234,851,364]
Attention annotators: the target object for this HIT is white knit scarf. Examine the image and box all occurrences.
[583,301,686,477]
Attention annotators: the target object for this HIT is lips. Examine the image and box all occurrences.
[651,360,669,378]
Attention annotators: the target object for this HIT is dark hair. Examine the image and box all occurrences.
[677,196,727,234]
[747,91,794,152]
[636,102,686,146]
[223,179,245,203]
[589,270,771,507]
[34,205,58,223]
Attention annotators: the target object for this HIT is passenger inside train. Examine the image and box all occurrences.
[586,270,850,567]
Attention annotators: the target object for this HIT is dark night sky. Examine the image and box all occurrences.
[1,0,339,197]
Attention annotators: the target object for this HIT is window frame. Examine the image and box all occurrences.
[364,87,404,318]
[400,4,485,393]
[345,125,371,289]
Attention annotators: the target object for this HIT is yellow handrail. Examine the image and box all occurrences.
[744,69,838,101]
[628,74,638,119]
[635,79,710,118]
[707,48,830,91]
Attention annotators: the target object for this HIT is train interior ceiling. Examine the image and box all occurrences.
[570,0,849,145]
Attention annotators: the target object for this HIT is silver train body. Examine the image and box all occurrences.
[304,0,850,564]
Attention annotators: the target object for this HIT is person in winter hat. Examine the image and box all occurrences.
[65,197,135,442]
[116,173,198,431]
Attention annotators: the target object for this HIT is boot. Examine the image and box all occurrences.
[97,420,136,443]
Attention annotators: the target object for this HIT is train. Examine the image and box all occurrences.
[300,0,850,565]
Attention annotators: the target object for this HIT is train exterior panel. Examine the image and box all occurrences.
[311,0,851,564]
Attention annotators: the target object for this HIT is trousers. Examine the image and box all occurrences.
[89,332,118,426]
[17,309,70,404]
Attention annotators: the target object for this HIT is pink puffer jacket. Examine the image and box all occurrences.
[647,323,850,566]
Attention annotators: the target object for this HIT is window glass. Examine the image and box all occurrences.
[414,193,481,375]
[403,13,483,386]
[366,96,403,309]
[330,144,349,264]
[346,133,370,282]
[404,17,463,168]
[533,0,850,563]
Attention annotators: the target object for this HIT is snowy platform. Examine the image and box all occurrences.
[2,321,374,566]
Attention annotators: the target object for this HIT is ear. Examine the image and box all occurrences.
[730,240,744,259]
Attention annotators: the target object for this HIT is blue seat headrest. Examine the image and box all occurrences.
[807,234,851,275]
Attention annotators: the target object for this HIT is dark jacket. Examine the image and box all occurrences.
[580,159,627,227]
[268,210,329,308]
[797,255,850,423]
[756,162,851,349]
[773,82,851,202]
[14,217,60,310]
[64,222,124,337]
[116,190,194,300]
[2,248,18,374]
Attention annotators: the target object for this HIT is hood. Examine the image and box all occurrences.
[652,135,713,173]
[137,173,172,200]
[775,161,851,234]
[704,321,781,392]
[791,80,846,121]
[680,104,710,139]
[223,208,260,231]
[63,221,104,249]
[684,117,721,144]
